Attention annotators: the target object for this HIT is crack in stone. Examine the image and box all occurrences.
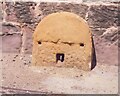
[37,40,85,46]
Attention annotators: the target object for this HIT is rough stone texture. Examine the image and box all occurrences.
[39,2,88,19]
[32,12,93,71]
[2,22,21,35]
[22,25,33,54]
[101,27,118,44]
[14,2,36,24]
[88,5,119,28]
[4,2,18,22]
[1,1,119,93]
[1,1,119,66]
[2,34,22,53]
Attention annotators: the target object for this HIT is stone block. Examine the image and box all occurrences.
[88,4,119,28]
[2,22,21,35]
[32,12,94,71]
[14,2,36,24]
[39,2,88,19]
[4,2,18,22]
[93,36,118,66]
[2,34,22,53]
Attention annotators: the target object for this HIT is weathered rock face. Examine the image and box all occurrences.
[14,2,35,24]
[1,1,119,66]
[1,22,22,53]
[32,12,93,71]
[2,22,21,35]
[88,5,119,28]
[39,2,88,19]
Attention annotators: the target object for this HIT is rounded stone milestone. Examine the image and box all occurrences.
[32,12,93,71]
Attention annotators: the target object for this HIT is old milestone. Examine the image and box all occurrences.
[32,12,93,71]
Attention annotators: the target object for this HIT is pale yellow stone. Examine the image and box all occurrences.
[32,12,93,71]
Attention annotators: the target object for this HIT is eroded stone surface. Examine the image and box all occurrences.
[14,2,36,24]
[0,1,119,94]
[88,4,119,28]
[4,2,18,22]
[39,2,88,19]
[1,1,119,67]
[32,12,93,71]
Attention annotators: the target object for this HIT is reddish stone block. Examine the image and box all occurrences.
[88,4,119,28]
[2,22,21,35]
[39,2,88,19]
[22,26,33,54]
[2,34,22,53]
[4,2,18,22]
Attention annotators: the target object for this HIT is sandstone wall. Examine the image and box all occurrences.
[1,1,119,65]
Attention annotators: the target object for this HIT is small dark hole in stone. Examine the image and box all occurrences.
[38,41,41,44]
[80,43,84,47]
[69,43,73,46]
[56,53,64,63]
[32,7,35,10]
[13,60,15,62]
[24,63,27,65]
